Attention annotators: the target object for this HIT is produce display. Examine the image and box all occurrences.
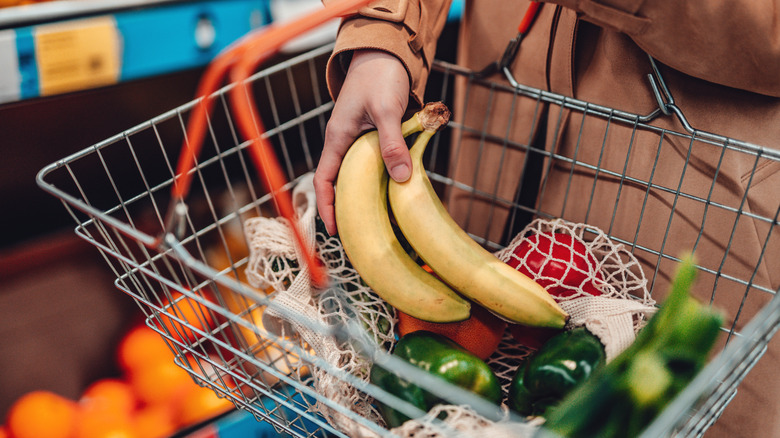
[152,291,215,345]
[1,325,233,438]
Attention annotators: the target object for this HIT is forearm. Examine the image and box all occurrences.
[545,0,780,97]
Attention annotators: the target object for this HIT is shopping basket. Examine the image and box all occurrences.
[37,35,780,438]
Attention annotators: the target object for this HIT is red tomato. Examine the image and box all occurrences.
[507,232,604,298]
[507,232,604,348]
[397,303,507,360]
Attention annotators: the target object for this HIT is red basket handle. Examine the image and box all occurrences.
[518,1,540,35]
[171,0,373,288]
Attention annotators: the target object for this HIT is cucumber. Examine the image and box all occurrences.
[542,255,723,437]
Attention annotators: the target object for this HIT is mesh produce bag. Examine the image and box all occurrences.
[497,218,657,361]
[243,173,657,437]
[244,173,394,436]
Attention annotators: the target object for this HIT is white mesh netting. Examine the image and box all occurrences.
[496,218,657,361]
[244,173,393,436]
[242,173,657,437]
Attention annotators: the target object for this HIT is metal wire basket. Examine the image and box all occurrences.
[37,41,780,437]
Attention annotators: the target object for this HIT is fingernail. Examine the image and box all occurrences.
[390,164,410,182]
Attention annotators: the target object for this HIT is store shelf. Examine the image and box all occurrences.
[0,0,270,104]
[0,0,465,104]
[0,1,184,29]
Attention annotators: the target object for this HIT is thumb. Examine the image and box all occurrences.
[375,117,412,182]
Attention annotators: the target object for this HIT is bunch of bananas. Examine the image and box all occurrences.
[334,102,568,328]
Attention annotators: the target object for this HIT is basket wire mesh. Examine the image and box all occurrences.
[37,41,780,437]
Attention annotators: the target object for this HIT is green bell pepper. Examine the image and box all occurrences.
[370,330,502,428]
[508,327,606,417]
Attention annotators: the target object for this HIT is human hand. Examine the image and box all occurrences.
[314,49,411,236]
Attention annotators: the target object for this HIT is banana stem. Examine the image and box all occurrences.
[401,102,452,137]
[401,117,423,137]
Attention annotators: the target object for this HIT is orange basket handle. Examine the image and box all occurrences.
[170,0,373,288]
[517,1,540,34]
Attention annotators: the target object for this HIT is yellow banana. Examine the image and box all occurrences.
[334,107,471,323]
[387,102,568,328]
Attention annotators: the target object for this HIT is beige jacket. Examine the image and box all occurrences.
[325,1,780,436]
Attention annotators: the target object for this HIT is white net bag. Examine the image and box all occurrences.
[496,218,657,361]
[391,404,542,438]
[244,173,395,437]
[243,173,657,437]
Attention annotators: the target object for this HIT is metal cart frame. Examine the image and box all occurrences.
[37,42,780,437]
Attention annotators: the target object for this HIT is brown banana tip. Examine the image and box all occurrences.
[420,102,451,131]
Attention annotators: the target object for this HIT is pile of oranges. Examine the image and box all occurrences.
[1,293,234,438]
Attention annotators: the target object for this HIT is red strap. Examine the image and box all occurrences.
[518,1,541,34]
[173,0,372,287]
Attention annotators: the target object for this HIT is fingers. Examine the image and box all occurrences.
[316,114,409,237]
[314,49,411,235]
[312,160,338,237]
[315,123,356,236]
[316,102,410,236]
[375,113,412,182]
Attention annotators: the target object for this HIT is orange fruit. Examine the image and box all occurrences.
[117,325,172,374]
[79,378,137,420]
[0,425,9,438]
[182,353,260,400]
[153,291,215,344]
[133,404,177,438]
[73,406,136,438]
[182,353,245,390]
[176,384,233,427]
[6,390,78,438]
[397,302,507,360]
[129,359,193,407]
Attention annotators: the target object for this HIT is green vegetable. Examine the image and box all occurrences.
[508,327,605,417]
[542,255,724,437]
[370,330,502,428]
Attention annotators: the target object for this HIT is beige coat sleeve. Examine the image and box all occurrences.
[544,0,780,97]
[324,0,453,107]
